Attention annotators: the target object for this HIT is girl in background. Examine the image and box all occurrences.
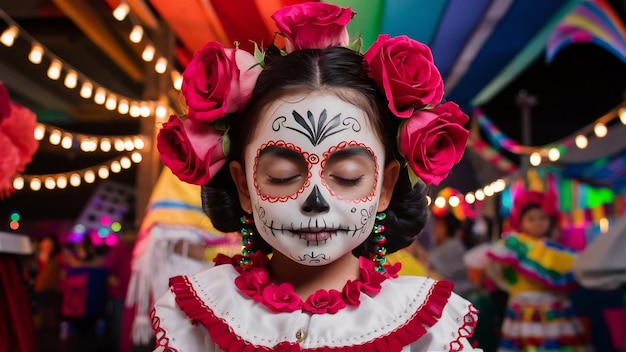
[487,190,592,351]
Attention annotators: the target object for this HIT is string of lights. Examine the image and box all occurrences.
[33,123,147,153]
[0,7,179,120]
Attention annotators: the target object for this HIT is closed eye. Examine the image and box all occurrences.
[267,174,301,184]
[331,175,364,186]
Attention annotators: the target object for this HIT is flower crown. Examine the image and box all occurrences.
[157,2,469,187]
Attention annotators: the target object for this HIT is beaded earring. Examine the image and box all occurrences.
[370,212,387,273]
[239,212,255,270]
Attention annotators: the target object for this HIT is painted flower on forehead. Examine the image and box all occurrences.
[399,102,469,185]
[182,41,262,123]
[271,2,354,53]
[363,34,444,118]
[156,115,227,185]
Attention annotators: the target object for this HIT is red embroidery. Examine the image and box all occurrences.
[151,307,178,352]
[320,141,378,203]
[449,304,479,352]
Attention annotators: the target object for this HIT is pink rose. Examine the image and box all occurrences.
[156,115,227,185]
[399,102,469,185]
[262,283,302,313]
[235,268,270,298]
[303,289,346,314]
[342,280,362,306]
[271,2,354,53]
[363,34,444,118]
[182,42,262,123]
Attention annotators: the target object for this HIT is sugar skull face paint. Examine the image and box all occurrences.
[243,93,387,266]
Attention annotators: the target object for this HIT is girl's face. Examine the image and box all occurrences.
[520,207,551,238]
[232,92,398,266]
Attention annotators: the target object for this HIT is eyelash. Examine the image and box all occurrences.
[267,175,300,184]
[332,175,363,186]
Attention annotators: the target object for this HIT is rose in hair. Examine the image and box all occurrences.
[157,115,227,185]
[272,2,354,53]
[182,42,262,123]
[363,34,444,118]
[399,102,469,185]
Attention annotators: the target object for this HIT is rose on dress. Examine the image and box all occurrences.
[303,289,346,314]
[271,2,354,53]
[234,268,270,299]
[156,115,227,185]
[262,282,302,313]
[363,34,444,118]
[398,102,469,185]
[182,42,262,123]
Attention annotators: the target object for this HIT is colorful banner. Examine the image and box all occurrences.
[547,0,626,64]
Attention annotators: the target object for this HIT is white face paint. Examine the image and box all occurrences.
[244,93,387,266]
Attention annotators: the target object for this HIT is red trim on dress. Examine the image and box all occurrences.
[151,305,178,352]
[168,274,459,351]
[449,304,479,351]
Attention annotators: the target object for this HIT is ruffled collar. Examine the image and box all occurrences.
[213,252,401,314]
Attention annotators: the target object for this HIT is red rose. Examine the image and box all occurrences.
[271,2,354,53]
[398,102,469,185]
[363,34,444,118]
[342,280,362,306]
[359,257,386,295]
[235,268,270,298]
[182,42,261,123]
[303,289,346,314]
[156,115,227,185]
[262,283,302,313]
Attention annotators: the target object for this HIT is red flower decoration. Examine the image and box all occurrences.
[363,34,444,118]
[156,115,227,185]
[262,282,302,313]
[271,2,354,53]
[220,252,400,314]
[303,289,346,314]
[234,268,269,298]
[398,102,469,185]
[181,42,262,123]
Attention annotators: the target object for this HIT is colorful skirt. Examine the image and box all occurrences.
[498,292,593,351]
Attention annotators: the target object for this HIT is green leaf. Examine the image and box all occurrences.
[252,41,265,67]
[348,35,363,53]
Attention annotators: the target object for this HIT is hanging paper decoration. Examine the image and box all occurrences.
[467,135,518,173]
[547,0,626,64]
[473,108,528,154]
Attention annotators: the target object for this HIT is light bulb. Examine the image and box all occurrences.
[47,59,62,80]
[124,138,134,151]
[434,196,446,208]
[34,125,46,140]
[98,167,109,179]
[465,193,475,204]
[448,196,460,207]
[118,99,130,114]
[142,44,155,62]
[475,189,485,201]
[0,25,18,47]
[44,177,56,190]
[49,130,62,145]
[61,134,73,149]
[94,87,106,105]
[155,105,167,119]
[575,135,588,149]
[140,104,151,117]
[30,178,42,191]
[114,139,125,151]
[110,161,121,173]
[105,95,118,110]
[129,25,144,43]
[529,152,542,166]
[112,2,130,21]
[69,174,81,187]
[56,176,68,189]
[172,71,182,90]
[13,177,24,190]
[100,138,112,152]
[133,137,145,150]
[29,43,44,64]
[131,152,142,163]
[594,123,608,138]
[64,70,78,89]
[84,170,96,183]
[548,148,560,162]
[80,82,93,98]
[120,157,132,169]
[620,109,626,125]
[154,57,167,74]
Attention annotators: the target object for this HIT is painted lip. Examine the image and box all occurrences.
[291,228,337,242]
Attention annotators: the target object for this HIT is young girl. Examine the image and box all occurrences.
[487,191,592,351]
[151,2,479,351]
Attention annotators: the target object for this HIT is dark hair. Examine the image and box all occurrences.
[519,203,555,237]
[39,234,61,256]
[202,46,429,256]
